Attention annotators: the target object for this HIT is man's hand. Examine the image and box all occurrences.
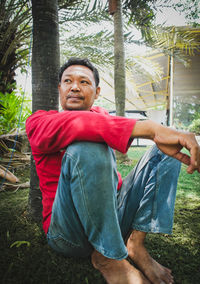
[154,127,200,174]
[131,120,200,174]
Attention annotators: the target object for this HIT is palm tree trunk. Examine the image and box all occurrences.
[110,0,129,162]
[29,0,60,221]
[113,0,125,117]
[31,0,60,112]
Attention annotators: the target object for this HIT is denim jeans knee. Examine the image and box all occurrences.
[48,142,128,260]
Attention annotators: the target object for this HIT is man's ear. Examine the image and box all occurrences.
[95,86,100,99]
[58,83,61,92]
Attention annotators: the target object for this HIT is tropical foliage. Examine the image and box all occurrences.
[189,118,200,134]
[59,0,109,24]
[173,99,200,132]
[0,0,31,94]
[0,90,31,135]
[141,25,200,65]
[172,0,200,26]
[60,29,114,66]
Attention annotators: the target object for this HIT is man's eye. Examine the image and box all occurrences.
[81,80,89,84]
[65,79,71,83]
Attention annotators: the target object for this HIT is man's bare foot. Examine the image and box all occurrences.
[127,231,174,284]
[91,249,150,284]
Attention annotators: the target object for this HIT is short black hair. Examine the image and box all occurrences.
[59,57,100,87]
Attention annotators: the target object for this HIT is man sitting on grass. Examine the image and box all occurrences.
[26,57,200,284]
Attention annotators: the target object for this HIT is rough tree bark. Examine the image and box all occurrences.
[113,0,126,117]
[30,0,60,221]
[109,0,129,162]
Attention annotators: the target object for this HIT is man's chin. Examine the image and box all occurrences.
[63,104,89,111]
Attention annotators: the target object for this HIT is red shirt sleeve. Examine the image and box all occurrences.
[26,108,137,154]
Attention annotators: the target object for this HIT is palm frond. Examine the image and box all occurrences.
[0,0,31,71]
[59,0,110,26]
[141,25,200,65]
[126,54,163,83]
[60,29,114,66]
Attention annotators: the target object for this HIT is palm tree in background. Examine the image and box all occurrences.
[0,0,31,94]
[108,0,129,161]
[109,0,126,117]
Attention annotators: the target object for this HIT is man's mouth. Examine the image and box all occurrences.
[66,94,84,101]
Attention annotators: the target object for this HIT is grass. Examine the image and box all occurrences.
[0,147,200,284]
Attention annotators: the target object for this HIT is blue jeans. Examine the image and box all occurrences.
[47,142,181,260]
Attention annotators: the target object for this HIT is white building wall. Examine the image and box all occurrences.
[146,110,166,125]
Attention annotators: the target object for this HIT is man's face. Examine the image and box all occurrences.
[58,65,100,111]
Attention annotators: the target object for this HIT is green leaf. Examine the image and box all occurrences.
[10,240,31,248]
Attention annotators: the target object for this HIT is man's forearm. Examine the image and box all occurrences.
[131,120,185,143]
[131,120,159,140]
[131,120,200,174]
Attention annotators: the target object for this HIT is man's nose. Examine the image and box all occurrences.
[71,81,80,91]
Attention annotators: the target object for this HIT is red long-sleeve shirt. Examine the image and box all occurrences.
[26,106,137,233]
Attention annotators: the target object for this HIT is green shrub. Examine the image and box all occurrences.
[189,118,200,135]
[0,90,32,135]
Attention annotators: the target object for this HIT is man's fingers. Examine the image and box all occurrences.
[178,133,200,173]
[173,152,194,174]
[156,129,200,174]
[173,152,190,166]
[174,147,200,174]
[189,143,200,173]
